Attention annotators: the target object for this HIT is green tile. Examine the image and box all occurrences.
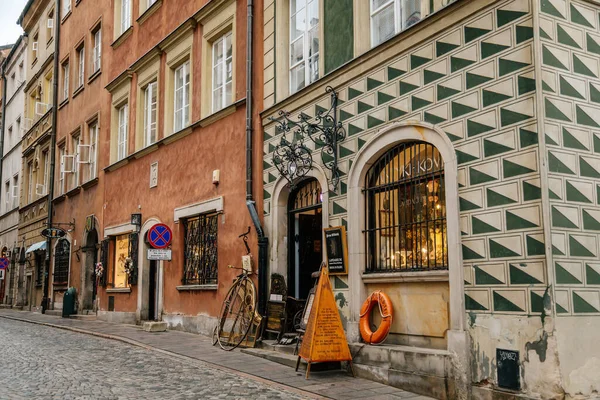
[552,206,578,228]
[569,236,596,257]
[511,264,543,284]
[487,188,517,207]
[497,10,527,27]
[542,45,568,70]
[518,76,536,95]
[472,216,500,234]
[483,89,512,108]
[571,3,594,28]
[586,264,600,285]
[557,24,582,49]
[465,27,490,43]
[577,105,600,128]
[541,0,565,19]
[490,239,520,258]
[516,26,534,44]
[545,98,572,122]
[436,41,459,57]
[466,72,493,89]
[583,209,600,231]
[437,84,461,101]
[506,211,538,230]
[555,263,581,284]
[566,181,592,203]
[482,42,510,59]
[465,294,488,310]
[573,292,599,313]
[367,77,384,91]
[526,235,546,256]
[493,291,524,312]
[574,54,598,78]
[451,56,476,73]
[520,127,538,148]
[523,181,541,201]
[587,33,600,55]
[387,66,406,80]
[411,54,431,69]
[530,291,545,313]
[499,59,529,77]
[559,76,585,99]
[474,266,503,284]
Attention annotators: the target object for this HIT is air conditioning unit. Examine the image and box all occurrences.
[35,102,48,116]
[60,155,75,174]
[47,18,54,29]
[35,184,46,196]
[77,144,91,164]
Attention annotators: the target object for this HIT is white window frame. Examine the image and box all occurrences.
[78,47,85,88]
[11,176,18,209]
[148,0,158,7]
[27,162,33,202]
[289,0,320,94]
[42,150,49,195]
[121,0,132,35]
[58,146,65,196]
[71,135,81,189]
[88,123,98,180]
[212,32,233,113]
[144,81,158,146]
[370,0,422,48]
[62,62,69,100]
[173,61,190,132]
[93,29,101,73]
[118,104,129,161]
[63,0,71,16]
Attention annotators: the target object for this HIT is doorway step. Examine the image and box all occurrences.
[70,311,97,321]
[241,340,341,372]
[349,343,451,400]
[142,321,167,332]
[44,309,61,316]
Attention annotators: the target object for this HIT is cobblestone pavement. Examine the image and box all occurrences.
[0,318,309,400]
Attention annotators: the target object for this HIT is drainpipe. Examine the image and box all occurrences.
[41,0,61,313]
[244,0,268,317]
[0,57,7,219]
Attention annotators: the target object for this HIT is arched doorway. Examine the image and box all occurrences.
[81,229,98,312]
[288,178,323,299]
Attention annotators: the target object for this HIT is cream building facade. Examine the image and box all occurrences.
[261,0,600,398]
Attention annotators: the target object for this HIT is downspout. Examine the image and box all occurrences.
[0,57,7,226]
[244,0,269,317]
[42,0,61,313]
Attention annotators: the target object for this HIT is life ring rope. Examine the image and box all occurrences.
[359,290,393,345]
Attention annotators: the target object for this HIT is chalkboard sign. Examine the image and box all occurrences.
[497,348,520,390]
[324,226,348,275]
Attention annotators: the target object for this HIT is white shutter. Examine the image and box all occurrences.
[35,102,48,115]
[35,184,46,196]
[32,42,38,51]
[77,144,91,163]
[47,18,54,29]
[61,155,75,174]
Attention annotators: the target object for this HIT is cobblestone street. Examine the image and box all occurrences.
[0,318,308,400]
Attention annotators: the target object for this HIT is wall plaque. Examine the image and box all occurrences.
[497,348,520,391]
[324,226,348,275]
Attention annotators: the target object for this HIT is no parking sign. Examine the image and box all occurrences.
[147,224,173,249]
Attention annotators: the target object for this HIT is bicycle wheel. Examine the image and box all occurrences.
[217,276,256,351]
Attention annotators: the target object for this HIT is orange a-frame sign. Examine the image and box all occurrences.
[296,265,354,379]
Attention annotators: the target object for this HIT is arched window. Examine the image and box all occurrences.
[365,141,447,272]
[54,239,70,285]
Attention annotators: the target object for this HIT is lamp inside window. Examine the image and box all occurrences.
[365,141,447,272]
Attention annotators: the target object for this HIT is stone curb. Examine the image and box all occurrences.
[0,314,327,400]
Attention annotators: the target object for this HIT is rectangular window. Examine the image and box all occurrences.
[58,146,65,195]
[117,104,129,160]
[121,0,131,35]
[18,62,23,82]
[212,32,233,113]
[42,150,49,195]
[77,47,85,88]
[4,181,9,213]
[88,122,98,180]
[70,135,81,189]
[290,0,319,94]
[92,29,101,73]
[371,0,421,47]
[11,175,18,209]
[62,61,69,100]
[114,234,129,288]
[47,9,54,42]
[182,213,219,285]
[32,32,38,63]
[174,61,190,132]
[144,81,157,146]
[16,118,21,137]
[45,72,53,107]
[7,126,12,141]
[63,0,71,16]
[27,161,33,202]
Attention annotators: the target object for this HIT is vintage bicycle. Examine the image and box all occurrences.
[213,227,259,351]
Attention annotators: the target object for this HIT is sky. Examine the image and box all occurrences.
[0,0,28,47]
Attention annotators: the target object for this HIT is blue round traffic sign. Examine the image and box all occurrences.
[148,224,173,249]
[0,257,9,269]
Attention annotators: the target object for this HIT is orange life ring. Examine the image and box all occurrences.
[359,291,393,345]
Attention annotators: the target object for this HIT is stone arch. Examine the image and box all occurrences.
[345,121,466,350]
[268,163,330,291]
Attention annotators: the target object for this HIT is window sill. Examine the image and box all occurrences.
[137,0,162,25]
[53,194,66,204]
[82,177,98,190]
[65,186,81,197]
[105,157,129,172]
[46,37,54,49]
[88,69,101,84]
[53,283,68,290]
[176,284,218,291]
[32,58,38,68]
[361,270,449,283]
[61,10,72,24]
[73,85,84,98]
[133,143,159,159]
[195,99,242,130]
[58,98,69,110]
[111,26,133,49]
[106,287,131,293]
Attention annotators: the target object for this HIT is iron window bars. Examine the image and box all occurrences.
[183,213,219,285]
[53,239,71,285]
[364,141,448,272]
[270,86,346,191]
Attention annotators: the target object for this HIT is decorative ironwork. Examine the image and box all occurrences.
[127,232,139,285]
[270,86,346,190]
[53,239,70,285]
[364,141,448,273]
[99,239,109,287]
[290,179,322,212]
[183,213,219,285]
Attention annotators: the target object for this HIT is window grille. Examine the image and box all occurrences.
[54,239,70,284]
[183,213,218,285]
[364,141,447,272]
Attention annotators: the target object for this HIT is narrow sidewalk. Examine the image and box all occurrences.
[0,309,431,400]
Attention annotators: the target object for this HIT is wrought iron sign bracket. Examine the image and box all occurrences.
[269,86,346,191]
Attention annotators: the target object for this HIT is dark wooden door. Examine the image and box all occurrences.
[297,213,322,299]
[148,261,157,321]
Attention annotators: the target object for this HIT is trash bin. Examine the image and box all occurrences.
[62,287,77,318]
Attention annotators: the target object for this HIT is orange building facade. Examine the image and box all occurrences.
[49,0,264,333]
